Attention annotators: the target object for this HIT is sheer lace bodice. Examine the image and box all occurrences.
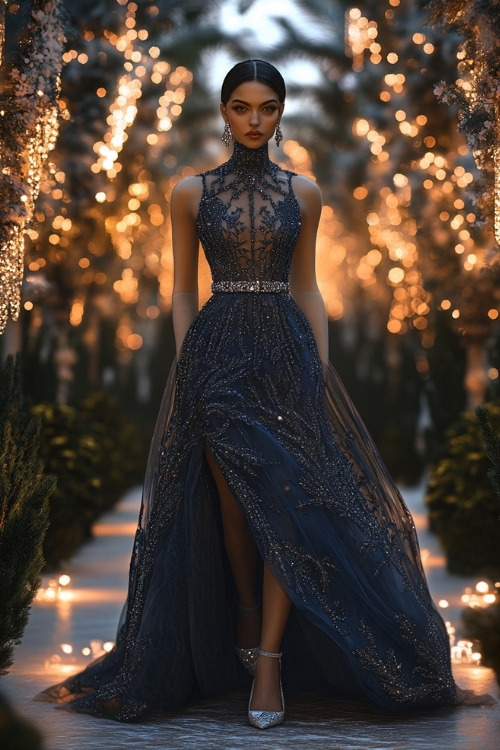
[197,141,301,284]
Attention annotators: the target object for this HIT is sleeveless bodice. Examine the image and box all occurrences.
[197,141,301,284]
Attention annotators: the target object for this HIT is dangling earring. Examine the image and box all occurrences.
[221,122,232,148]
[275,122,283,148]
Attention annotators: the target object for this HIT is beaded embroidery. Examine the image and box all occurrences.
[197,141,300,285]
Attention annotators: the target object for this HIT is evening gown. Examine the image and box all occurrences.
[38,141,457,720]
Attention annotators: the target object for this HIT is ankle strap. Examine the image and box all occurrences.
[258,649,282,659]
[236,599,260,612]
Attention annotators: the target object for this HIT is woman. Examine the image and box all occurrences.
[37,60,491,728]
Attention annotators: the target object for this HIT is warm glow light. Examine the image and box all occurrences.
[388,267,405,284]
[353,186,368,199]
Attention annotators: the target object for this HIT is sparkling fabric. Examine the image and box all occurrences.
[38,141,457,720]
[212,280,289,293]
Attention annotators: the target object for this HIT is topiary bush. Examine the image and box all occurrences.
[461,405,500,686]
[34,391,144,569]
[463,601,500,687]
[79,390,145,500]
[0,356,55,675]
[425,398,500,576]
[32,402,104,568]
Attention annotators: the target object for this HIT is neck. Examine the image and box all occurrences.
[228,140,270,172]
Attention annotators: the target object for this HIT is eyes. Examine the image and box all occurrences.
[231,104,278,114]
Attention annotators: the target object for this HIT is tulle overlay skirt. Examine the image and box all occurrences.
[37,292,457,720]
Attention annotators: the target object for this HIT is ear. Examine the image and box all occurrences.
[220,102,228,121]
[278,102,285,118]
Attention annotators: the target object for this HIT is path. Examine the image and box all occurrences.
[2,486,499,749]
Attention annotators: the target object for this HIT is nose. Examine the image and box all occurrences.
[249,109,260,125]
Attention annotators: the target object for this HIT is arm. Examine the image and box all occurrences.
[289,175,329,363]
[170,176,203,358]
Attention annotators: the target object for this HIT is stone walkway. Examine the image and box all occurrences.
[2,487,499,749]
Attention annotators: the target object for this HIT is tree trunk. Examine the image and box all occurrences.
[463,340,487,411]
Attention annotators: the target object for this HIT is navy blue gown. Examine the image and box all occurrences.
[38,141,457,720]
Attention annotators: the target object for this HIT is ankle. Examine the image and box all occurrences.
[257,648,281,659]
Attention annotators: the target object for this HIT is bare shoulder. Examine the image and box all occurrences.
[171,175,203,216]
[291,174,322,218]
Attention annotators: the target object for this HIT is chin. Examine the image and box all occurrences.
[240,137,269,148]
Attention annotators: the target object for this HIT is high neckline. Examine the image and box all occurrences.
[227,140,271,174]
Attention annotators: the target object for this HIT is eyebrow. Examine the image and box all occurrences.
[231,98,278,105]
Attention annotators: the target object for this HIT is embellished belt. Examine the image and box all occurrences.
[211,280,290,293]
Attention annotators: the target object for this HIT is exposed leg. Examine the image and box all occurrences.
[204,447,260,648]
[250,564,291,712]
[204,446,291,712]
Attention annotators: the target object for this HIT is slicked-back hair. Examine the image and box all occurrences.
[221,59,286,104]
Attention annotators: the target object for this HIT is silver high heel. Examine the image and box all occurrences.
[248,649,284,730]
[235,600,260,676]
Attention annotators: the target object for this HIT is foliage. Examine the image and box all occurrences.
[425,398,500,575]
[0,355,55,675]
[79,389,146,497]
[0,0,66,332]
[33,389,144,569]
[463,602,500,686]
[476,404,500,502]
[461,405,500,686]
[426,0,500,252]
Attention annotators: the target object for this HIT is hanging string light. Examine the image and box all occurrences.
[0,2,5,68]
[495,144,500,246]
[343,2,495,342]
[429,0,500,248]
[0,0,66,333]
[83,0,192,328]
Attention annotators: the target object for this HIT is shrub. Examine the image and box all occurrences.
[0,356,55,675]
[463,601,500,687]
[32,402,103,568]
[425,399,500,576]
[79,390,145,499]
[34,390,145,569]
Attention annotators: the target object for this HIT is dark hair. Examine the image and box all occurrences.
[221,59,286,104]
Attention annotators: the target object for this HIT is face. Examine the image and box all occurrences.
[220,80,284,149]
